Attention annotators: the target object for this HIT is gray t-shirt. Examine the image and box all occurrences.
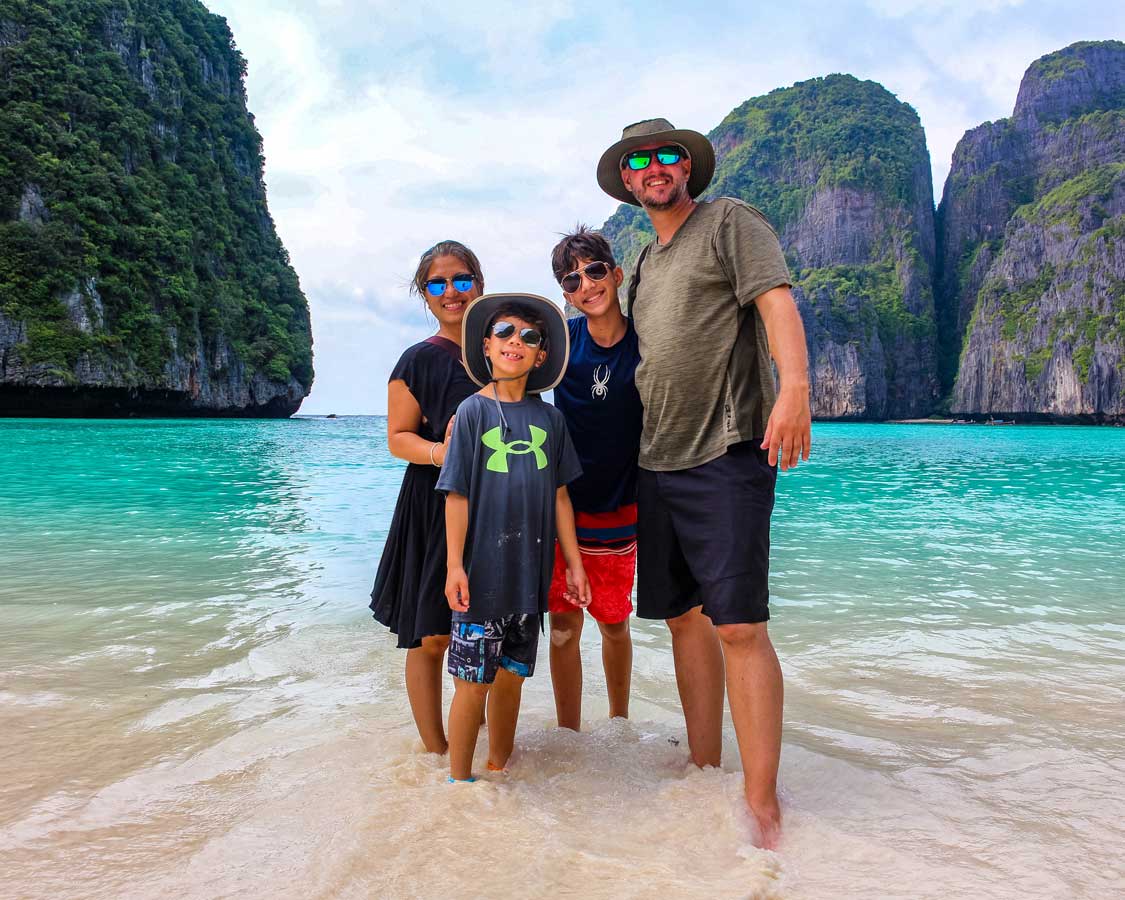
[436,392,582,621]
[630,198,791,471]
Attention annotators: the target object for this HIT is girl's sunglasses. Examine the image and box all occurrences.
[560,260,612,294]
[491,321,543,347]
[621,145,687,171]
[425,274,475,297]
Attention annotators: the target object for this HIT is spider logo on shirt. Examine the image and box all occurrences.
[591,365,611,400]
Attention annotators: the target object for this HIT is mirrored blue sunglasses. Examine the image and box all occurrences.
[425,274,475,296]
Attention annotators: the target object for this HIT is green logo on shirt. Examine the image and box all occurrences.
[482,425,548,473]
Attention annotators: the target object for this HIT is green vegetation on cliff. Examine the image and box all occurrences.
[795,260,933,344]
[707,74,929,233]
[0,0,312,388]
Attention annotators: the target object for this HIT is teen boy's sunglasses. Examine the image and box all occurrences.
[560,261,612,294]
[621,145,687,171]
[491,321,543,347]
[424,274,475,296]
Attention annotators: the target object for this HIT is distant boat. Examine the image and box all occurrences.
[986,417,1015,425]
[326,413,339,419]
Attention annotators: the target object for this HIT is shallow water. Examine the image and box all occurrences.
[2,419,1123,899]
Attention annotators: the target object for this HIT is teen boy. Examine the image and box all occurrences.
[546,227,643,730]
[438,294,591,782]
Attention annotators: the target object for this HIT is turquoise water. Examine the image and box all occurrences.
[2,419,1123,899]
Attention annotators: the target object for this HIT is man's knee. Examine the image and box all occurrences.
[550,611,584,647]
[666,604,709,637]
[715,621,771,652]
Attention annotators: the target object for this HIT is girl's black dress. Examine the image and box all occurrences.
[370,336,477,648]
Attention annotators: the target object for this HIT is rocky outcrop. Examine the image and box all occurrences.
[0,0,312,417]
[603,74,939,419]
[939,41,1125,421]
[951,164,1124,422]
[0,306,305,416]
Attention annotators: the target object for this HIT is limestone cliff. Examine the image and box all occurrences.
[603,75,939,419]
[938,41,1125,420]
[0,0,312,417]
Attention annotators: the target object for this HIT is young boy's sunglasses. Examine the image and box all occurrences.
[491,321,543,347]
[424,274,475,296]
[560,261,612,294]
[621,145,687,171]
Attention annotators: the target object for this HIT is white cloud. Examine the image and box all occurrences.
[201,0,1125,413]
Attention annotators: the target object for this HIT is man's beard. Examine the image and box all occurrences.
[634,178,690,212]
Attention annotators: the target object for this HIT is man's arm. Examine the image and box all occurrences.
[754,286,811,471]
[444,493,470,612]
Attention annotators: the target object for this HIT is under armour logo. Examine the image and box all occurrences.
[481,425,548,473]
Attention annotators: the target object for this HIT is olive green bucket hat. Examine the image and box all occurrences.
[597,118,716,206]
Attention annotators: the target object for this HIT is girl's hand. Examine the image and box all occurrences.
[445,567,470,612]
[565,566,592,609]
[435,415,456,467]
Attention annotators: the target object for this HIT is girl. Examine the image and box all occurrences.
[370,240,483,753]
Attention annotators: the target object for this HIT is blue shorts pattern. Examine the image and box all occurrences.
[448,615,539,684]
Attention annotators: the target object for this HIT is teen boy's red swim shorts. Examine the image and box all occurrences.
[548,504,636,624]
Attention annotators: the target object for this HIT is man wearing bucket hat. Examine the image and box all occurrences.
[598,119,811,848]
[437,293,591,783]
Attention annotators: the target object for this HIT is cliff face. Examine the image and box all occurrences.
[952,164,1124,421]
[938,41,1125,420]
[0,0,312,417]
[603,75,939,419]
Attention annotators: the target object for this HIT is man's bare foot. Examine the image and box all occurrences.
[748,794,782,850]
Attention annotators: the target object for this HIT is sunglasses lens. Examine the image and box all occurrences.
[561,261,610,293]
[424,280,445,297]
[492,322,515,339]
[520,329,542,347]
[656,146,683,165]
[452,275,474,293]
[626,152,652,171]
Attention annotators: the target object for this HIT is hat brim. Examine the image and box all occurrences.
[461,293,569,394]
[597,128,716,207]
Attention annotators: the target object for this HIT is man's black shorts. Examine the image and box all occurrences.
[637,441,776,625]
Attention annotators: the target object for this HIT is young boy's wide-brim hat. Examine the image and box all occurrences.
[461,293,569,394]
[597,118,716,207]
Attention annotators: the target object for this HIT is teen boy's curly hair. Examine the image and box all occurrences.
[550,225,617,284]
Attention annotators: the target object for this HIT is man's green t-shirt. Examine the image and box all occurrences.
[629,198,791,471]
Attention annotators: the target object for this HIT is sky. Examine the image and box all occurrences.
[202,0,1123,415]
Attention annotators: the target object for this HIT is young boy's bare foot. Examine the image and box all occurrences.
[747,792,782,850]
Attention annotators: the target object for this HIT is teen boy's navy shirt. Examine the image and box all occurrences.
[436,392,582,622]
[552,317,643,513]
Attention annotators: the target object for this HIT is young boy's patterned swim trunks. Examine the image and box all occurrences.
[447,615,539,684]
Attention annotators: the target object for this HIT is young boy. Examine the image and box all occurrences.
[437,293,591,782]
[547,226,643,731]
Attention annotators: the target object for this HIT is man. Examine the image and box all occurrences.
[596,119,811,849]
